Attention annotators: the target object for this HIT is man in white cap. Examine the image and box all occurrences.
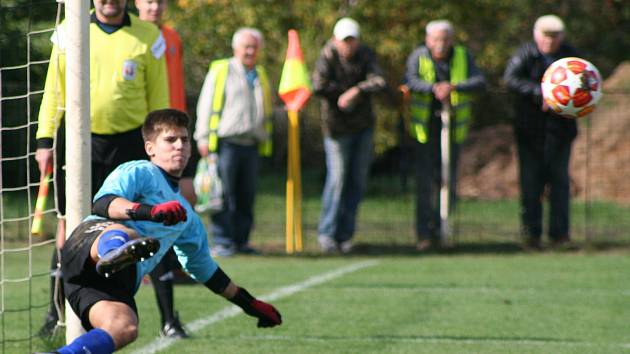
[312,17,386,254]
[504,15,580,250]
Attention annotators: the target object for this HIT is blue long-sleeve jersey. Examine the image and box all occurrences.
[86,160,218,291]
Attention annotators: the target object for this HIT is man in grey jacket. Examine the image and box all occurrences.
[312,18,386,253]
[195,27,273,257]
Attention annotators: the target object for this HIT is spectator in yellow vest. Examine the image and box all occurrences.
[404,19,486,251]
[195,28,273,257]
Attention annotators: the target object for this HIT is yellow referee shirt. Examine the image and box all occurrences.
[36,12,169,140]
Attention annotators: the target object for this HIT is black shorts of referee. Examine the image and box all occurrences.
[60,219,138,330]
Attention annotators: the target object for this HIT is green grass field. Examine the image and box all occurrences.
[135,252,629,354]
[2,173,630,353]
[5,243,629,353]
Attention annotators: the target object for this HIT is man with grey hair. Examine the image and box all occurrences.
[312,17,387,254]
[404,19,486,251]
[195,27,273,257]
[504,15,579,250]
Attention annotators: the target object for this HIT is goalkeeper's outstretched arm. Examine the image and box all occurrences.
[204,267,282,328]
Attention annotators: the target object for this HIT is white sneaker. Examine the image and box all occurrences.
[211,244,236,257]
[339,240,353,254]
[318,236,337,253]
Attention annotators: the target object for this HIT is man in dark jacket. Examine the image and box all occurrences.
[312,17,386,253]
[504,15,579,249]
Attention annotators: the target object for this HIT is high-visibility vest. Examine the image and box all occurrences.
[207,59,273,156]
[410,45,472,144]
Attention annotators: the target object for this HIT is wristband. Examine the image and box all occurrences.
[229,287,255,311]
[125,203,153,220]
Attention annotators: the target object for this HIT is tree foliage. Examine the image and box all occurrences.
[2,0,629,178]
[164,0,629,159]
[168,0,628,92]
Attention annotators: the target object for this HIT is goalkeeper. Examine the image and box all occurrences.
[50,109,281,354]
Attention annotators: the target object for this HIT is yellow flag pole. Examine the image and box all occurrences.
[291,110,303,251]
[285,109,303,253]
[286,111,296,254]
[285,177,294,254]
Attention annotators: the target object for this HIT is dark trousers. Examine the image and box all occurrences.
[414,135,460,241]
[211,141,260,247]
[516,134,572,240]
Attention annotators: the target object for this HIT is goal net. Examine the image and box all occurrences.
[0,1,90,352]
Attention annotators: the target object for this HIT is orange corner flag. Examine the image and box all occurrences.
[279,29,312,111]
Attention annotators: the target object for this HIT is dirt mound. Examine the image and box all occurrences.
[458,62,630,203]
[458,124,519,199]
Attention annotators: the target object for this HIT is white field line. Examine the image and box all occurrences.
[132,259,379,354]
[240,334,630,350]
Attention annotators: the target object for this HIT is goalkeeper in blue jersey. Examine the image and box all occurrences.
[50,109,281,354]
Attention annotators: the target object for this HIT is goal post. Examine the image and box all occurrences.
[63,0,91,342]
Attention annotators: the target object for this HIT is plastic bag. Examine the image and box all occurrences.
[193,154,223,214]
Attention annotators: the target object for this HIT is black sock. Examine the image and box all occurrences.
[149,259,175,326]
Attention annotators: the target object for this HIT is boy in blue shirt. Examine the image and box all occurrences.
[52,109,281,354]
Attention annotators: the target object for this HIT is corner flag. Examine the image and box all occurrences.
[279,30,311,253]
[278,29,312,111]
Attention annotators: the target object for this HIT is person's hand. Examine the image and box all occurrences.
[399,84,411,105]
[541,99,550,112]
[337,86,361,111]
[35,148,53,176]
[432,82,453,102]
[150,201,187,225]
[198,144,209,157]
[127,201,187,225]
[230,287,282,328]
[248,299,283,328]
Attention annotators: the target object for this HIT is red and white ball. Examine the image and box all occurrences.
[541,57,603,118]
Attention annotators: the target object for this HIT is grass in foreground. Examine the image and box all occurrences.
[113,250,630,354]
[5,234,630,353]
[3,172,630,353]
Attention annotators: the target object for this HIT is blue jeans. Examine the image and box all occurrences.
[318,128,374,243]
[517,134,572,240]
[211,141,259,248]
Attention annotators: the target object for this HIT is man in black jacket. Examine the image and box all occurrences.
[504,15,579,249]
[312,17,386,254]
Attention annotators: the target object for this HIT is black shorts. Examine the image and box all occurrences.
[61,220,138,330]
[54,121,66,215]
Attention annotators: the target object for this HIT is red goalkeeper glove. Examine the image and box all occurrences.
[230,287,282,328]
[127,201,187,225]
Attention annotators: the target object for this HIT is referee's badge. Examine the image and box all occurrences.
[122,60,138,81]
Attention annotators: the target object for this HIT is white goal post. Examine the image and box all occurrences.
[63,0,91,342]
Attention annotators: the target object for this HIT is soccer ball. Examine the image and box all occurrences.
[541,57,603,118]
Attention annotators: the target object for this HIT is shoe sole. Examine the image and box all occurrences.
[96,238,160,278]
